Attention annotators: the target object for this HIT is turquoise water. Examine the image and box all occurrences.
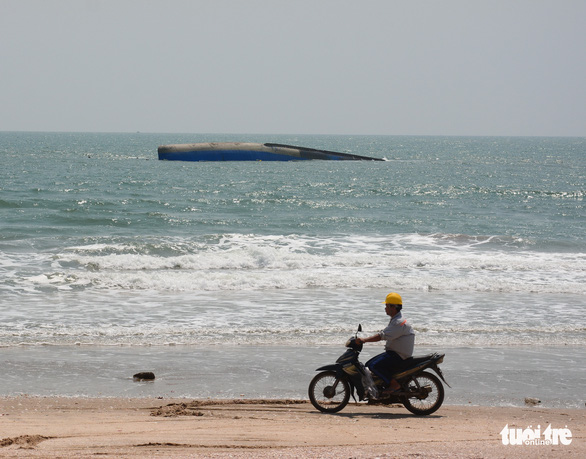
[0,132,584,406]
[3,133,584,244]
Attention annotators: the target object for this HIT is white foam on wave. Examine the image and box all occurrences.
[36,233,584,294]
[2,320,584,348]
[1,283,584,348]
[5,233,585,295]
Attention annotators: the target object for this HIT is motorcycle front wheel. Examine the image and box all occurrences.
[308,370,351,413]
[401,371,444,416]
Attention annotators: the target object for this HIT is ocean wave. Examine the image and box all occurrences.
[1,323,584,348]
[4,233,585,295]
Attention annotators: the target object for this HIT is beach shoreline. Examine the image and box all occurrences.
[3,344,585,409]
[0,396,583,458]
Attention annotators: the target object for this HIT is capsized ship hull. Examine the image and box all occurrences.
[158,142,383,161]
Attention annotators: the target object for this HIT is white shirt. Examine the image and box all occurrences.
[378,311,415,359]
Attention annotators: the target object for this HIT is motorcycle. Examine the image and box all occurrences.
[308,325,449,415]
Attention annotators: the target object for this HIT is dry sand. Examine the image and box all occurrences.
[0,397,583,458]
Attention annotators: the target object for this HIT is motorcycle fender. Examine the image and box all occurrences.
[315,364,341,372]
[431,363,452,388]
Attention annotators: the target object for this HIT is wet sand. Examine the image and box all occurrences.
[0,397,584,458]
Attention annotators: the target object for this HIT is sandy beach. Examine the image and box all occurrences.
[0,397,583,458]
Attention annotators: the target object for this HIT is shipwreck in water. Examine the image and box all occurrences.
[157,142,383,162]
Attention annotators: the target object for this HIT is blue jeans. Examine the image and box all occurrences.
[368,351,408,385]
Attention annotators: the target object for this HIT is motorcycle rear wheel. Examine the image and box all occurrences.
[308,370,351,413]
[401,371,444,416]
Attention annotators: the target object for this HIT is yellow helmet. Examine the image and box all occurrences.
[383,292,402,305]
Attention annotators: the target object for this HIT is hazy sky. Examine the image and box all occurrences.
[1,0,584,136]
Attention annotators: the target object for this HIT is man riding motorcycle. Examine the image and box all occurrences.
[356,292,415,396]
[309,291,448,415]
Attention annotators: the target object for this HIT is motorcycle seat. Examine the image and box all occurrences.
[402,354,435,369]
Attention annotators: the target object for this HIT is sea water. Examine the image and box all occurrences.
[1,132,584,407]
